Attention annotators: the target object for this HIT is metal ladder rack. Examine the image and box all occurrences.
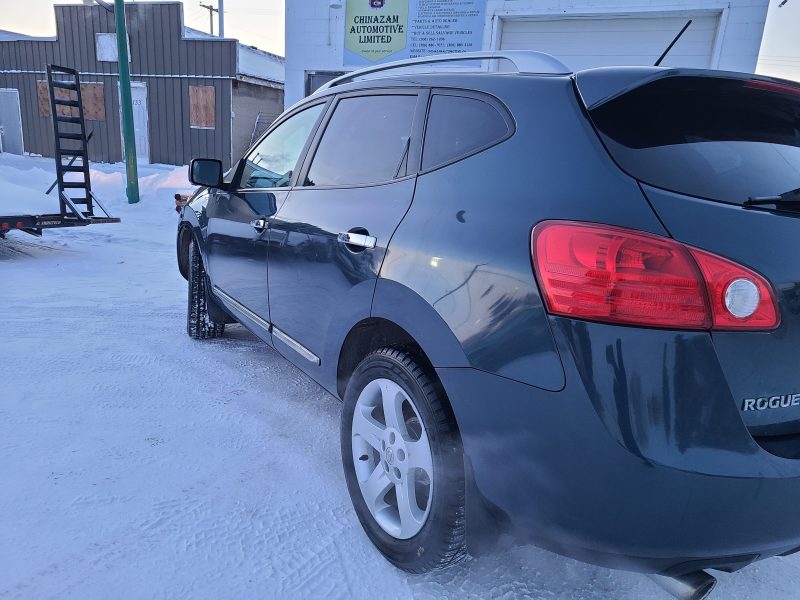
[0,64,118,239]
[47,64,102,223]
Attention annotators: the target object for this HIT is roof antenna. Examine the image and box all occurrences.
[654,20,692,66]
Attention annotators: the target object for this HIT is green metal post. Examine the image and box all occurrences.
[114,0,139,204]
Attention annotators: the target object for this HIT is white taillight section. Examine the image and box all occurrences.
[531,221,781,331]
[724,278,761,319]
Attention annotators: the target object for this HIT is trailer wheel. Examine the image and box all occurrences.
[187,239,225,339]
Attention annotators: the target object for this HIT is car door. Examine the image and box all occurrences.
[267,89,427,377]
[205,102,327,335]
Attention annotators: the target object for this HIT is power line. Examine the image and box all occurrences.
[233,9,282,14]
[199,2,218,36]
[759,58,800,65]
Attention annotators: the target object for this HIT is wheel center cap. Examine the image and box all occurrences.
[385,447,394,465]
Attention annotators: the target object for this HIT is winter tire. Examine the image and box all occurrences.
[341,347,466,573]
[187,238,225,339]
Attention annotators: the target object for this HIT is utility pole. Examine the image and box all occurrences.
[218,0,225,37]
[199,2,218,36]
[114,0,139,204]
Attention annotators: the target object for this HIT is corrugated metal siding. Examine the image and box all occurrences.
[0,2,238,167]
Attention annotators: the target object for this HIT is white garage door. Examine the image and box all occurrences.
[499,14,720,71]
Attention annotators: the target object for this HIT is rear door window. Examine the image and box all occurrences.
[589,76,800,204]
[304,94,417,187]
[422,93,511,171]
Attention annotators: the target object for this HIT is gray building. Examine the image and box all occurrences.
[0,2,284,169]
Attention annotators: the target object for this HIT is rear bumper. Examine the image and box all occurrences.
[438,317,800,575]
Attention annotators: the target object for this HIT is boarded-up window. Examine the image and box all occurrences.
[95,33,123,62]
[37,81,106,121]
[189,85,215,129]
[94,33,131,62]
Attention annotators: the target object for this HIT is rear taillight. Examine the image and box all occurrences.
[531,221,780,331]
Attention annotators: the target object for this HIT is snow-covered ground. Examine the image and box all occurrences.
[2,153,799,599]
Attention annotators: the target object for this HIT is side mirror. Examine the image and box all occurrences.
[189,158,223,188]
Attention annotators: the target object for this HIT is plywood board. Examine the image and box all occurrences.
[81,83,106,121]
[189,85,215,129]
[37,81,106,121]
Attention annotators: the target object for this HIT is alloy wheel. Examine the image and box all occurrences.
[351,378,434,539]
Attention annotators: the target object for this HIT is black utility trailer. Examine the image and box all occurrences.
[0,210,120,238]
[0,64,119,239]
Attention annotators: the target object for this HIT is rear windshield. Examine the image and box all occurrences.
[589,75,800,204]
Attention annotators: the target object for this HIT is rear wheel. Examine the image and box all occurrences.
[341,347,466,573]
[187,239,225,339]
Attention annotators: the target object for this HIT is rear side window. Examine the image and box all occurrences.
[422,94,510,171]
[590,76,800,204]
[305,95,417,187]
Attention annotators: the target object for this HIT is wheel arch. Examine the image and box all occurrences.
[177,222,194,280]
[337,279,471,400]
[179,218,235,325]
[177,201,208,280]
[337,317,428,400]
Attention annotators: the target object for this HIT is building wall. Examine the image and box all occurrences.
[285,1,345,108]
[0,2,237,167]
[231,80,284,162]
[284,0,770,108]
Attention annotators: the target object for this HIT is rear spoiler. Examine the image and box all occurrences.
[574,66,800,110]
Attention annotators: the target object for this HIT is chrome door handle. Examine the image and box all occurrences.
[337,231,376,249]
[250,218,268,232]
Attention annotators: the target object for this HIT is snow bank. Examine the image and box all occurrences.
[0,179,58,216]
[0,156,62,216]
[0,153,194,218]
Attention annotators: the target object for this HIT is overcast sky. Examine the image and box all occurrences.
[3,0,285,55]
[2,0,799,80]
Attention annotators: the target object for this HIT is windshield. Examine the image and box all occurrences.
[589,75,800,204]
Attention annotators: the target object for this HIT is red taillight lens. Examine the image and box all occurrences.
[531,221,780,331]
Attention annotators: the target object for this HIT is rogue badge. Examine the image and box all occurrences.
[742,394,800,411]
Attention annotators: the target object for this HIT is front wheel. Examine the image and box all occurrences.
[341,347,466,573]
[186,239,225,339]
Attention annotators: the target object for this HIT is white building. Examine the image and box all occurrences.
[285,0,770,109]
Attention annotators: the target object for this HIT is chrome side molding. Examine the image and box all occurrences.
[272,326,321,365]
[212,286,322,366]
[213,286,271,332]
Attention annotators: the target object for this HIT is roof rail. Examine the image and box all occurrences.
[318,51,572,91]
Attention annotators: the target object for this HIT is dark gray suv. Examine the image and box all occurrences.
[178,51,800,599]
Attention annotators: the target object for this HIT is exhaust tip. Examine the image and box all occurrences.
[647,570,717,600]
